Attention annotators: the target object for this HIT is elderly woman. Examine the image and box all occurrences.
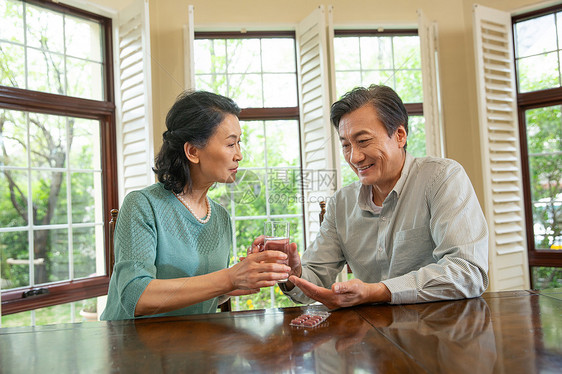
[101,91,290,320]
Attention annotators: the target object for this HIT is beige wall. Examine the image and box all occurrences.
[133,0,553,209]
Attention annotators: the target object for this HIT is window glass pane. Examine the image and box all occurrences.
[1,231,30,289]
[335,71,361,99]
[26,4,64,54]
[241,121,265,167]
[0,42,25,88]
[27,48,65,95]
[227,39,260,73]
[0,170,28,228]
[65,17,102,62]
[70,118,101,170]
[37,228,69,285]
[360,37,392,70]
[263,73,297,107]
[265,120,299,167]
[71,172,101,223]
[32,171,67,225]
[194,39,226,74]
[395,70,423,103]
[393,36,421,69]
[73,227,97,278]
[0,109,27,167]
[407,116,427,157]
[29,113,67,168]
[228,73,263,107]
[0,0,24,43]
[66,57,103,100]
[515,14,557,58]
[261,39,296,72]
[334,37,360,70]
[517,52,560,93]
[525,106,562,251]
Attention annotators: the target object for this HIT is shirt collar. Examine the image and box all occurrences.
[358,151,414,211]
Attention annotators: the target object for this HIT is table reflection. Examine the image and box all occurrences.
[356,297,497,374]
[131,307,421,373]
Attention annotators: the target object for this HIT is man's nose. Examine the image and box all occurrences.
[349,145,364,164]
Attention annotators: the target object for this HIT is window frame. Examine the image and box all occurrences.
[0,0,118,315]
[194,31,306,310]
[512,4,562,272]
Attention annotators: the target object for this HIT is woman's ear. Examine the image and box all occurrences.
[184,142,200,164]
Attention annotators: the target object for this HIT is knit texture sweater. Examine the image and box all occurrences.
[100,183,232,320]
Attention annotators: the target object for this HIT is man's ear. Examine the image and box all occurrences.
[184,142,199,164]
[395,126,407,148]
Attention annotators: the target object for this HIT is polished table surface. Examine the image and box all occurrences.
[1,290,561,373]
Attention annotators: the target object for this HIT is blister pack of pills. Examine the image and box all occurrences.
[290,311,330,328]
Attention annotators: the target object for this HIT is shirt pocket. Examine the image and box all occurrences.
[392,226,434,272]
[394,226,432,245]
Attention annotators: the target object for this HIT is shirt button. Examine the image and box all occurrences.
[381,216,386,221]
[378,246,383,252]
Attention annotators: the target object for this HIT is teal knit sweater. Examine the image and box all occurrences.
[100,183,232,320]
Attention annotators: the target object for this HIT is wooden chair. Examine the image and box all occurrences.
[108,208,232,312]
[318,201,352,274]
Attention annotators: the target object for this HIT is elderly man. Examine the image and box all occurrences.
[259,85,489,309]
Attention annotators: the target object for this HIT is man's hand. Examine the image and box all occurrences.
[289,276,391,309]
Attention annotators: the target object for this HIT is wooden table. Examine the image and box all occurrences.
[1,290,561,373]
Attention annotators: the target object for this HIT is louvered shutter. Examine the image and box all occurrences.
[473,4,529,291]
[418,10,445,157]
[116,0,154,202]
[296,6,338,244]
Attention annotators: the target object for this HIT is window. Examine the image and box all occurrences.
[194,32,304,310]
[333,30,425,186]
[0,0,117,320]
[513,5,562,289]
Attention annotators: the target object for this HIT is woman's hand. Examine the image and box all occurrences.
[227,250,291,291]
[250,235,302,280]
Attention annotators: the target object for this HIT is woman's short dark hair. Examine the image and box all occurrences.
[153,90,241,194]
[330,85,408,149]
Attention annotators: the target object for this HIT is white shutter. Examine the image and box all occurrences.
[473,4,529,291]
[418,10,445,157]
[296,6,338,244]
[116,0,154,202]
[183,5,195,90]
